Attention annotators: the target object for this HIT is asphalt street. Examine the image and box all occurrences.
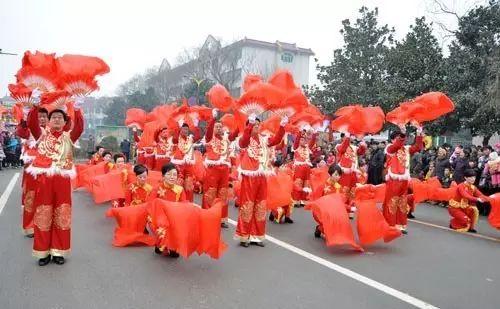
[0,168,499,309]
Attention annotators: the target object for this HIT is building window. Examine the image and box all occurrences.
[281,52,294,63]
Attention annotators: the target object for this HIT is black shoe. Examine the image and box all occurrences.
[52,256,65,265]
[468,228,477,233]
[168,250,180,258]
[401,229,408,235]
[154,247,162,255]
[314,225,321,238]
[240,241,249,248]
[253,242,265,247]
[284,217,294,224]
[143,227,149,234]
[407,213,415,219]
[221,222,229,229]
[26,233,34,238]
[449,224,453,229]
[268,212,275,222]
[38,255,51,266]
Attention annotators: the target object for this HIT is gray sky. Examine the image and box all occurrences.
[0,0,482,97]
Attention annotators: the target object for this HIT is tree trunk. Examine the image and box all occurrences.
[482,133,492,147]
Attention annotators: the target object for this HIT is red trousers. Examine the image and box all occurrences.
[22,170,37,235]
[383,179,409,229]
[292,165,311,203]
[202,165,230,221]
[235,175,267,242]
[339,172,357,205]
[32,174,72,258]
[153,157,170,172]
[448,206,478,231]
[177,164,195,202]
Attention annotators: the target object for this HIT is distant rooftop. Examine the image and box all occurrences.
[240,37,315,56]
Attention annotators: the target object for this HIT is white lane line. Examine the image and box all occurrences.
[227,218,438,309]
[0,173,20,215]
[409,219,500,243]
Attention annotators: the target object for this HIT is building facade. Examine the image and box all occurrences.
[162,35,314,100]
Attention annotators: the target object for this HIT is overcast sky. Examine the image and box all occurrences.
[0,0,484,97]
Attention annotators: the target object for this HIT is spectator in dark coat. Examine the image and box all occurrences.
[368,142,385,185]
[120,139,131,162]
[450,146,468,183]
[435,147,450,182]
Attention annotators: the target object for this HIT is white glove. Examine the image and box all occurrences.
[350,206,357,212]
[415,125,423,134]
[193,118,199,126]
[23,107,30,119]
[132,127,137,132]
[212,108,219,119]
[345,132,351,138]
[248,113,256,124]
[477,198,483,203]
[31,88,42,106]
[302,187,312,194]
[177,119,184,127]
[73,96,85,110]
[398,124,407,134]
[280,115,289,126]
[359,141,367,148]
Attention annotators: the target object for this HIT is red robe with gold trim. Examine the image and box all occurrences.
[235,123,284,242]
[383,135,423,230]
[291,133,316,205]
[124,182,154,207]
[171,128,201,202]
[27,106,84,259]
[448,182,486,232]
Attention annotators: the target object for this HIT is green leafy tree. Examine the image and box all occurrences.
[443,1,500,144]
[307,7,394,113]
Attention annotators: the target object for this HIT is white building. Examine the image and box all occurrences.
[162,35,314,99]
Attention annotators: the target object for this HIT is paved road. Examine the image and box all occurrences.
[0,168,499,309]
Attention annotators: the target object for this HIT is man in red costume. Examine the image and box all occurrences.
[236,114,287,247]
[27,104,84,266]
[448,169,488,233]
[291,129,316,208]
[16,107,49,237]
[383,126,423,234]
[133,127,154,168]
[202,109,239,228]
[152,127,173,171]
[171,122,201,202]
[124,164,153,207]
[335,133,367,213]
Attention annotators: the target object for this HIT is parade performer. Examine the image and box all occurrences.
[171,123,201,202]
[235,114,287,247]
[291,130,316,207]
[16,107,49,237]
[109,154,131,208]
[268,159,294,224]
[133,127,154,168]
[448,169,488,233]
[149,162,187,258]
[335,133,367,210]
[124,164,153,207]
[89,146,105,165]
[27,104,84,266]
[152,127,174,171]
[202,109,239,228]
[383,126,423,234]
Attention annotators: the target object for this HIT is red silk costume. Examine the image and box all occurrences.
[134,131,154,168]
[16,121,38,235]
[335,137,366,200]
[383,135,423,230]
[106,164,133,208]
[89,152,103,165]
[448,183,486,232]
[124,182,153,207]
[202,119,238,222]
[313,179,348,234]
[27,107,84,259]
[171,128,201,202]
[291,133,316,205]
[235,123,285,242]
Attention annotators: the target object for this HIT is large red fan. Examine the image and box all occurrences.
[56,54,110,96]
[242,74,263,92]
[125,108,147,129]
[207,84,234,112]
[8,83,34,106]
[267,70,308,117]
[15,51,57,92]
[331,105,384,136]
[40,90,72,112]
[220,113,238,134]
